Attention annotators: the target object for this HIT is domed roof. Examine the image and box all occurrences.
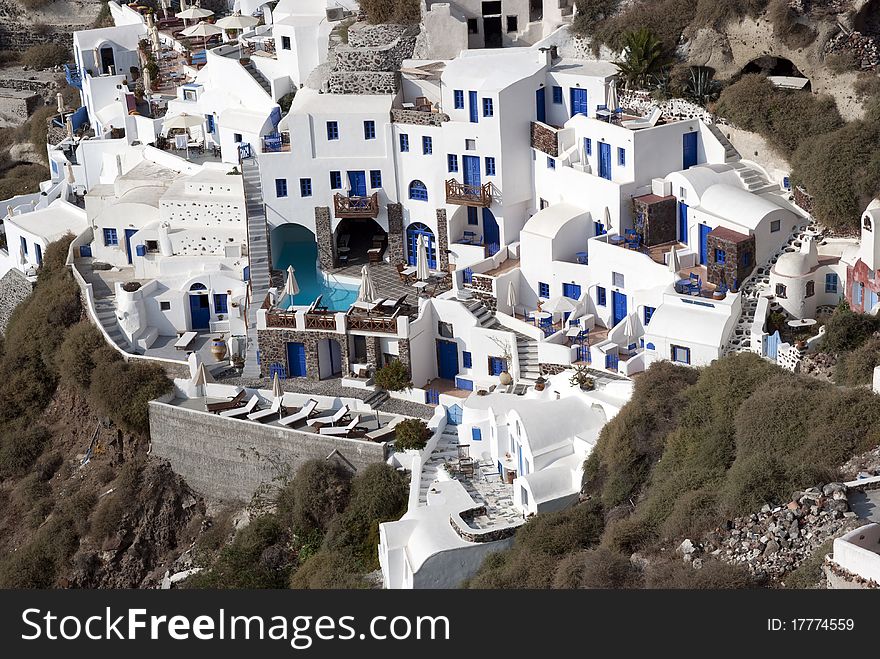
[774,237,819,277]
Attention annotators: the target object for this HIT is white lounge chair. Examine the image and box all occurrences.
[365,416,402,442]
[220,394,259,418]
[278,399,318,427]
[319,415,363,437]
[306,404,351,428]
[247,396,285,422]
[621,106,662,130]
[175,331,198,350]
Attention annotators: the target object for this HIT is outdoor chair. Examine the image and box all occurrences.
[278,399,318,427]
[624,229,641,250]
[307,404,351,428]
[205,389,246,413]
[220,394,260,418]
[365,416,402,442]
[687,273,702,296]
[396,263,416,284]
[247,396,286,422]
[318,415,366,437]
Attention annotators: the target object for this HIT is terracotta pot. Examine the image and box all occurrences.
[210,336,227,361]
[499,371,512,385]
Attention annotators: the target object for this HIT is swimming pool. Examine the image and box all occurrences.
[274,240,359,312]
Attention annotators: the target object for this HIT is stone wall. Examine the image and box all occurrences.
[257,327,349,380]
[436,209,450,273]
[328,71,399,95]
[347,23,419,49]
[530,121,559,157]
[0,268,34,334]
[0,88,41,127]
[706,229,755,291]
[391,108,449,126]
[468,274,496,311]
[314,206,335,271]
[148,401,389,501]
[540,363,567,376]
[397,337,412,376]
[387,203,405,265]
[633,194,677,246]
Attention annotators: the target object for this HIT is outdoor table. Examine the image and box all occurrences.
[565,326,582,338]
[401,265,416,276]
[596,109,613,121]
[413,281,429,295]
[609,235,625,246]
[533,311,551,325]
[787,318,817,328]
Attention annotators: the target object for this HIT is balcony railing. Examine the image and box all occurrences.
[265,310,297,327]
[305,313,337,331]
[64,64,82,90]
[348,315,398,334]
[261,131,290,153]
[445,179,491,207]
[334,192,379,219]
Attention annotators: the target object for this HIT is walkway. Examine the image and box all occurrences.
[242,157,271,378]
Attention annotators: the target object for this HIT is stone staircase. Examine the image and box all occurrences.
[94,297,133,353]
[419,427,460,505]
[463,298,541,382]
[242,60,272,97]
[706,122,741,163]
[242,158,271,379]
[363,389,389,409]
[730,160,778,194]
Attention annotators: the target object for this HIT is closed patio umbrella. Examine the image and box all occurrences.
[507,280,517,315]
[621,313,634,349]
[668,244,681,275]
[284,265,300,304]
[272,371,283,399]
[416,234,430,281]
[604,206,613,234]
[192,361,209,397]
[358,265,378,304]
[606,78,619,113]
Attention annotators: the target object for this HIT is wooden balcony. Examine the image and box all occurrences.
[305,313,337,331]
[445,179,491,207]
[265,310,297,328]
[334,192,379,219]
[347,314,399,334]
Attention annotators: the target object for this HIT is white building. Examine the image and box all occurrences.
[827,523,880,588]
[2,200,88,278]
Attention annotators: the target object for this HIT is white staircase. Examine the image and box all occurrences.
[706,122,741,163]
[242,158,271,379]
[730,161,778,194]
[94,297,133,353]
[464,298,541,382]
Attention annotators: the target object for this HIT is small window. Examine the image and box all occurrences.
[538,282,549,297]
[552,86,563,104]
[370,170,382,188]
[547,157,555,170]
[467,18,478,34]
[679,186,687,200]
[467,207,478,225]
[214,294,228,314]
[825,273,838,294]
[281,36,291,50]
[448,154,459,172]
[521,485,529,505]
[770,219,781,233]
[584,137,592,156]
[329,171,342,189]
[233,133,243,143]
[454,90,465,109]
[742,251,752,267]
[618,147,626,166]
[363,120,376,140]
[671,345,690,364]
[806,280,815,298]
[299,178,312,197]
[485,157,496,176]
[612,272,624,288]
[275,178,288,197]
[465,139,476,151]
[864,215,873,231]
[205,114,215,133]
[644,306,655,325]
[597,286,607,306]
[20,235,28,256]
[409,180,428,201]
[482,97,494,117]
[775,283,787,299]
[506,15,518,32]
[103,228,118,247]
[472,427,482,441]
[715,248,726,264]
[438,321,454,338]
[160,301,171,311]
[145,240,159,253]
[462,351,473,368]
[326,121,339,140]
[422,135,433,155]
[400,133,409,152]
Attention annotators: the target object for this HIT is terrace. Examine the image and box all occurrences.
[446,179,492,207]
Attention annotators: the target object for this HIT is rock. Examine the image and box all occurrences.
[692,558,703,570]
[843,511,858,518]
[677,539,695,556]
[761,504,771,513]
[764,540,780,556]
[787,501,799,511]
[630,552,650,570]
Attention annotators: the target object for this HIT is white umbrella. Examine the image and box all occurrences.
[272,371,283,398]
[621,313,635,350]
[358,265,378,304]
[177,6,214,22]
[19,243,26,267]
[416,234,430,281]
[64,161,75,184]
[542,295,577,315]
[606,78,619,113]
[182,21,222,53]
[604,206,613,234]
[668,244,681,275]
[192,361,209,397]
[507,280,517,314]
[163,112,204,159]
[284,265,300,302]
[217,13,259,57]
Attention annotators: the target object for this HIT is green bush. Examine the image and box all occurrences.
[0,424,51,478]
[91,460,144,541]
[57,322,116,391]
[373,359,411,391]
[290,550,368,589]
[21,44,69,70]
[834,337,880,386]
[552,546,643,588]
[276,460,352,536]
[784,539,832,588]
[88,359,172,435]
[820,303,880,354]
[854,73,880,101]
[767,0,817,49]
[393,418,430,452]
[825,51,859,74]
[645,557,758,588]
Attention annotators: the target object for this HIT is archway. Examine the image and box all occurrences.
[406,222,437,268]
[334,217,386,267]
[99,46,115,74]
[740,56,811,90]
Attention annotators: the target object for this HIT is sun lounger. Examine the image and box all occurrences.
[247,396,285,422]
[306,404,351,428]
[220,394,259,418]
[318,415,364,437]
[365,416,402,442]
[205,389,246,413]
[622,106,662,130]
[278,399,318,427]
[175,331,197,350]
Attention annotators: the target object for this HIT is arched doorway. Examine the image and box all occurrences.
[740,56,811,91]
[188,282,210,331]
[99,45,116,74]
[334,218,386,267]
[317,338,343,379]
[406,222,436,268]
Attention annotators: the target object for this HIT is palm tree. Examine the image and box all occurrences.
[615,28,670,91]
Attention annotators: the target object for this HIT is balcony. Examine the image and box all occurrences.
[64,64,82,89]
[334,192,379,219]
[261,131,290,153]
[347,314,399,334]
[445,179,491,207]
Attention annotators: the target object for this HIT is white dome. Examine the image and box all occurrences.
[774,252,811,277]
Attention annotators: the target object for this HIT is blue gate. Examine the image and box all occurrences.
[570,88,588,117]
[612,290,627,327]
[683,131,698,169]
[238,142,253,160]
[765,330,782,360]
[605,353,619,370]
[286,341,307,377]
[268,363,287,380]
[436,340,459,380]
[425,388,440,405]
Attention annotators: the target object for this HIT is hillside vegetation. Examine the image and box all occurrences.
[468,353,880,588]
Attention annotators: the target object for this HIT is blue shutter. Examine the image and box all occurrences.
[468,91,478,123]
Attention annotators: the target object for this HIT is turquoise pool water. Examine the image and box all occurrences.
[274,240,359,312]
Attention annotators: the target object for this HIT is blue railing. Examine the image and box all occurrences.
[425,388,440,405]
[262,133,282,152]
[486,242,500,257]
[64,64,82,89]
[268,363,287,379]
[462,267,473,284]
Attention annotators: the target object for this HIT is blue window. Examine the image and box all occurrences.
[597,286,606,306]
[489,357,507,376]
[370,170,382,188]
[205,114,215,133]
[103,228,118,247]
[326,121,339,140]
[485,157,496,176]
[644,306,656,325]
[472,427,482,441]
[34,243,42,266]
[364,120,376,139]
[469,91,478,123]
[299,178,312,197]
[585,137,592,156]
[618,147,626,166]
[448,154,459,172]
[454,90,464,109]
[853,281,863,305]
[213,294,228,314]
[672,345,691,364]
[467,207,478,225]
[329,171,342,189]
[547,157,555,170]
[715,248,726,264]
[423,136,433,155]
[275,178,288,197]
[539,282,550,297]
[594,221,606,236]
[825,273,839,294]
[482,97,494,117]
[743,251,752,267]
[462,351,472,368]
[552,86,563,104]
[400,133,409,152]
[562,282,581,300]
[20,235,28,255]
[409,180,428,201]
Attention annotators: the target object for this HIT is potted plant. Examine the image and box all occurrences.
[490,336,514,386]
[569,365,594,391]
[534,376,546,392]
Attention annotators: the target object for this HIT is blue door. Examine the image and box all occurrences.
[286,341,307,378]
[683,132,698,169]
[489,357,507,375]
[536,88,546,123]
[598,142,612,180]
[347,171,367,197]
[124,228,138,264]
[468,91,478,123]
[463,155,481,188]
[612,290,627,326]
[570,88,588,117]
[699,223,711,265]
[34,243,42,266]
[407,223,436,268]
[482,208,499,247]
[189,293,210,331]
[678,202,688,244]
[562,282,581,300]
[436,340,459,380]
